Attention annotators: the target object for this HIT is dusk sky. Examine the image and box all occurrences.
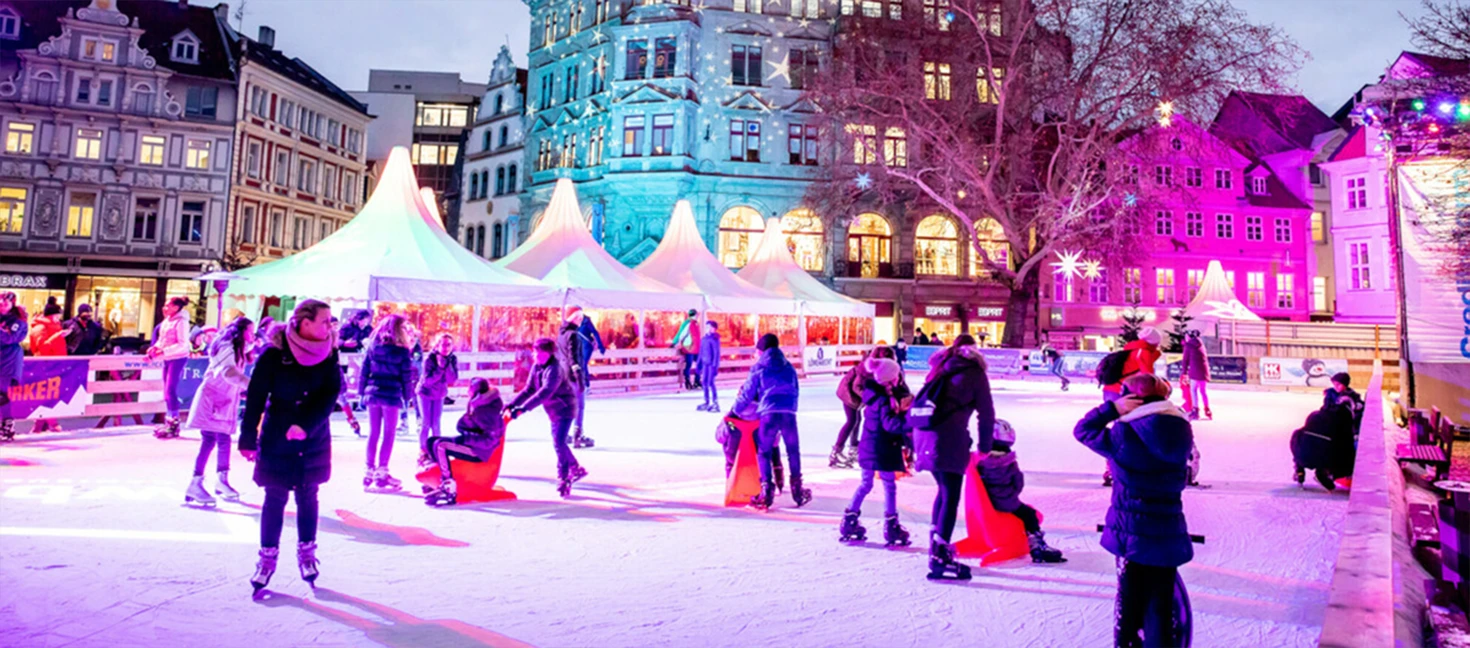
[230,0,1428,115]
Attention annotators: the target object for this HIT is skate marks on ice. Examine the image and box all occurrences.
[254,586,536,648]
[230,500,471,548]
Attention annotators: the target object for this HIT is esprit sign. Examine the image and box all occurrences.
[923,305,954,318]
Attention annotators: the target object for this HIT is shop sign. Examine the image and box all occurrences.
[972,306,1005,321]
[0,274,58,290]
[802,346,841,374]
[1259,356,1348,387]
[920,304,958,320]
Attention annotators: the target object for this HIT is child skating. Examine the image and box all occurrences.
[424,379,506,507]
[507,338,586,498]
[977,420,1066,562]
[838,357,912,546]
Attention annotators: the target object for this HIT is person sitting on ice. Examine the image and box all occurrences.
[507,337,586,498]
[424,378,506,507]
[1322,372,1364,428]
[839,356,913,546]
[977,419,1065,562]
[730,333,809,509]
[1290,372,1363,492]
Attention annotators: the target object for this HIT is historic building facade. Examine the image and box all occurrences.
[0,0,235,338]
[458,46,527,260]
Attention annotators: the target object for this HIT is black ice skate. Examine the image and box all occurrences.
[926,533,972,581]
[153,417,180,439]
[298,541,319,584]
[1102,469,1113,487]
[750,481,776,510]
[1314,468,1336,491]
[184,475,217,507]
[1027,531,1066,563]
[251,547,279,592]
[883,515,911,547]
[426,479,457,507]
[839,509,866,542]
[573,433,595,449]
[1293,464,1306,486]
[790,476,813,508]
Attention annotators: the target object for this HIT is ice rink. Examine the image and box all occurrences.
[0,377,1344,648]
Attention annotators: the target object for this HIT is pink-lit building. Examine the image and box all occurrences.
[1043,118,1314,350]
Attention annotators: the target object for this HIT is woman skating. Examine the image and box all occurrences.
[149,297,194,439]
[182,317,254,506]
[0,292,26,440]
[358,314,415,491]
[507,337,586,498]
[239,300,341,592]
[1178,331,1210,420]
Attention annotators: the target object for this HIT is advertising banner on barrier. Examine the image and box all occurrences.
[1028,350,1112,379]
[1165,355,1249,384]
[1259,356,1347,387]
[801,346,842,374]
[1397,163,1470,365]
[7,359,91,419]
[902,346,1026,376]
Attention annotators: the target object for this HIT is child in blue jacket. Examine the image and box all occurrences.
[977,419,1065,562]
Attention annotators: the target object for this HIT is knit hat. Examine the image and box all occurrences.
[757,333,780,351]
[565,306,584,323]
[534,337,556,353]
[865,357,902,386]
[77,303,93,314]
[687,308,698,317]
[1138,326,1162,346]
[1331,372,1351,387]
[992,419,1016,446]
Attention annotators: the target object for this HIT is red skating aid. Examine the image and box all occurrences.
[953,451,1032,565]
[724,416,763,507]
[415,442,517,504]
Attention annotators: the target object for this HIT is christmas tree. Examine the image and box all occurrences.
[1165,309,1194,352]
[1119,300,1145,343]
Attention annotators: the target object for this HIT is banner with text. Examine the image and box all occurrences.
[1259,356,1348,387]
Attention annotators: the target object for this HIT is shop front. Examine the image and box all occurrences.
[967,305,1007,347]
[913,303,963,344]
[868,300,896,345]
[1045,304,1168,351]
[0,270,205,341]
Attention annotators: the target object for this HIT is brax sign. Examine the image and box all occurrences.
[0,274,49,289]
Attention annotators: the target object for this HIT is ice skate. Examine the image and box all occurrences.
[1314,468,1336,491]
[250,547,278,592]
[1293,464,1306,485]
[426,478,457,507]
[184,475,217,507]
[215,471,240,502]
[883,515,911,547]
[749,481,775,510]
[297,541,319,584]
[375,470,402,492]
[573,433,595,449]
[556,476,572,498]
[1102,469,1113,487]
[926,533,972,580]
[154,417,180,439]
[417,452,433,470]
[0,419,14,441]
[1203,407,1213,420]
[697,402,711,412]
[363,466,377,491]
[839,509,866,543]
[1028,531,1067,563]
[790,475,813,508]
[828,447,854,469]
[569,464,589,484]
[347,416,362,437]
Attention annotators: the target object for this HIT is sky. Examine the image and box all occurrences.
[228,0,1430,114]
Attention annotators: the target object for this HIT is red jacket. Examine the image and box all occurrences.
[29,316,67,356]
[1104,339,1161,393]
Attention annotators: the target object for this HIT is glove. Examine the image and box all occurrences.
[507,408,521,421]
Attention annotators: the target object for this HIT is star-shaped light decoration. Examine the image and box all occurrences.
[798,18,811,28]
[1200,300,1256,321]
[1051,249,1083,277]
[1156,100,1174,128]
[1123,192,1138,207]
[1081,259,1103,280]
[854,172,873,190]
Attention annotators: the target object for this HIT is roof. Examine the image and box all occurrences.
[0,0,235,81]
[1210,91,1339,158]
[236,36,371,116]
[634,200,796,315]
[1395,51,1470,78]
[736,218,874,318]
[1243,163,1311,210]
[1326,126,1369,163]
[1182,260,1262,323]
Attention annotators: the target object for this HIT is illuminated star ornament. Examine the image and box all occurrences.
[1123,192,1138,207]
[1081,259,1103,280]
[854,172,873,190]
[1156,100,1175,127]
[1052,250,1084,277]
[767,52,791,84]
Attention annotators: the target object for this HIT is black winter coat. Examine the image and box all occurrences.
[454,390,507,460]
[977,451,1024,512]
[358,342,414,407]
[857,379,911,472]
[509,357,577,421]
[239,345,343,489]
[1291,407,1357,476]
[914,346,995,474]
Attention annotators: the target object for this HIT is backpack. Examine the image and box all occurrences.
[1095,348,1132,386]
[909,367,962,431]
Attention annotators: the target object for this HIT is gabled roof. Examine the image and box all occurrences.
[737,218,873,318]
[634,200,796,315]
[0,0,236,81]
[1326,126,1369,163]
[1390,51,1470,79]
[235,35,370,116]
[1209,91,1338,159]
[1243,163,1310,210]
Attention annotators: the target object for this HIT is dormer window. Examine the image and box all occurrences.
[1251,176,1266,195]
[81,37,117,63]
[0,7,19,40]
[171,33,199,64]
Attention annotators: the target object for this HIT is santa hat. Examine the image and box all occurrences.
[865,357,902,386]
[565,306,584,323]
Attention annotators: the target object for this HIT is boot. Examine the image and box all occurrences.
[250,547,279,591]
[1027,531,1066,563]
[184,475,216,507]
[297,541,319,584]
[215,471,240,502]
[750,481,775,510]
[1293,464,1306,485]
[1314,468,1336,491]
[790,475,813,508]
[926,532,972,580]
[363,465,377,491]
[883,514,911,547]
[427,477,457,507]
[772,460,786,494]
[828,447,851,469]
[839,508,866,542]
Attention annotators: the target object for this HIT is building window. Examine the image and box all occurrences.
[1154,165,1173,187]
[185,86,218,118]
[343,173,357,205]
[790,49,819,90]
[1310,212,1324,242]
[482,130,493,152]
[1123,267,1142,303]
[718,205,765,269]
[177,201,205,243]
[291,216,310,249]
[32,71,59,104]
[475,225,486,257]
[130,84,154,115]
[130,198,159,241]
[564,65,578,103]
[923,62,951,101]
[732,45,762,86]
[495,167,507,195]
[624,116,646,157]
[734,0,763,12]
[591,55,607,94]
[847,212,892,278]
[1312,276,1328,311]
[595,0,609,23]
[653,37,677,78]
[0,187,26,234]
[782,208,825,272]
[650,114,674,156]
[538,138,554,170]
[318,221,332,243]
[923,0,951,29]
[95,79,113,107]
[1214,168,1232,190]
[245,141,261,178]
[1246,272,1265,308]
[848,124,877,164]
[185,139,211,170]
[626,39,648,80]
[4,122,34,155]
[970,218,1008,277]
[1154,210,1173,236]
[879,127,907,167]
[506,165,517,193]
[1245,215,1263,241]
[415,103,469,127]
[1309,163,1323,186]
[321,164,338,200]
[976,67,1004,104]
[274,150,291,186]
[1186,268,1204,301]
[1215,213,1233,239]
[1276,273,1294,309]
[1155,268,1176,305]
[74,128,103,160]
[1185,167,1202,188]
[1349,241,1371,290]
[239,204,256,244]
[1088,268,1110,303]
[0,8,18,40]
[789,0,820,16]
[915,215,959,276]
[1053,272,1074,303]
[729,119,760,162]
[297,158,316,192]
[1184,211,1203,238]
[559,133,577,167]
[67,192,96,238]
[1346,176,1367,209]
[138,135,166,166]
[411,143,457,165]
[1274,217,1292,243]
[499,125,510,148]
[588,126,605,166]
[268,210,284,247]
[788,124,818,165]
[1250,176,1267,195]
[1122,164,1139,186]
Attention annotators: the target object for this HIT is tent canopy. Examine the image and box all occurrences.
[497,178,701,311]
[635,200,797,315]
[227,146,557,306]
[737,218,874,318]
[1181,260,1263,325]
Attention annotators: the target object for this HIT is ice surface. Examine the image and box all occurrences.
[0,378,1343,647]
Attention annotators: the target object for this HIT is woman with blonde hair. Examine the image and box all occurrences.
[358,314,415,491]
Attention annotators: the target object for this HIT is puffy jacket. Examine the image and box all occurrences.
[1104,339,1161,394]
[1074,399,1195,568]
[0,307,27,386]
[915,346,996,474]
[1179,337,1208,381]
[337,320,372,353]
[185,342,251,435]
[697,332,721,380]
[977,451,1024,513]
[1290,406,1357,476]
[28,316,66,356]
[577,318,605,366]
[732,347,800,417]
[358,342,414,407]
[417,351,460,399]
[153,313,192,361]
[857,379,911,472]
[557,323,585,387]
[239,341,343,489]
[455,389,507,460]
[837,361,871,409]
[508,356,578,421]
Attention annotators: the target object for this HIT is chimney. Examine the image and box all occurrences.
[258,26,275,49]
[214,3,229,21]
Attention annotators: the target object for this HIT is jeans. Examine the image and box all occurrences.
[1050,360,1069,387]
[427,435,482,478]
[756,413,801,485]
[261,485,319,548]
[193,431,231,475]
[418,393,444,452]
[702,374,719,406]
[573,382,587,433]
[930,470,965,541]
[834,405,861,450]
[163,358,187,418]
[366,404,399,469]
[550,415,579,480]
[1013,502,1041,533]
[849,469,897,517]
[681,354,695,387]
[1115,560,1181,648]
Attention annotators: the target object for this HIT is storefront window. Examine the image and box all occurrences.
[841,316,873,345]
[968,321,1005,347]
[970,217,1008,278]
[805,316,840,345]
[165,279,203,326]
[759,314,800,347]
[782,208,824,273]
[642,310,685,348]
[478,305,561,351]
[846,212,892,278]
[706,312,757,348]
[372,302,475,351]
[913,317,961,344]
[75,276,157,338]
[589,309,641,350]
[915,215,959,276]
[718,206,764,269]
[12,286,64,326]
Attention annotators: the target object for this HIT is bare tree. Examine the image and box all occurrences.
[806,0,1302,347]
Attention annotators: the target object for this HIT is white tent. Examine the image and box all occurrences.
[737,218,875,318]
[496,178,702,311]
[1181,260,1263,325]
[227,146,558,306]
[635,200,797,315]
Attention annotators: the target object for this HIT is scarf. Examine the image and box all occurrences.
[285,325,333,367]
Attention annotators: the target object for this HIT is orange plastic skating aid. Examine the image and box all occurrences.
[953,451,1035,565]
[723,416,763,507]
[415,440,517,503]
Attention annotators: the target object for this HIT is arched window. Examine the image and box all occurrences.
[482,130,492,151]
[464,227,476,250]
[499,125,510,147]
[478,170,489,199]
[970,217,1009,278]
[31,70,59,104]
[915,215,959,276]
[506,165,517,193]
[495,167,507,196]
[782,208,824,272]
[492,222,505,258]
[468,172,480,200]
[846,212,892,278]
[718,206,765,269]
[475,224,486,256]
[130,83,155,115]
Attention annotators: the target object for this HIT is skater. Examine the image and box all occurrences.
[425,378,506,506]
[337,310,372,354]
[182,317,255,506]
[359,314,415,492]
[63,303,108,356]
[977,420,1065,562]
[507,337,586,497]
[913,334,994,580]
[558,307,595,449]
[1178,331,1210,420]
[327,316,361,437]
[1043,344,1069,391]
[894,339,908,366]
[0,292,26,441]
[27,298,66,433]
[731,333,809,509]
[832,346,901,468]
[149,297,194,439]
[1101,327,1162,402]
[672,308,701,390]
[574,309,606,432]
[1073,373,1194,647]
[1322,372,1364,427]
[840,356,912,547]
[1290,405,1357,491]
[696,320,721,412]
[417,333,459,465]
[239,299,342,592]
